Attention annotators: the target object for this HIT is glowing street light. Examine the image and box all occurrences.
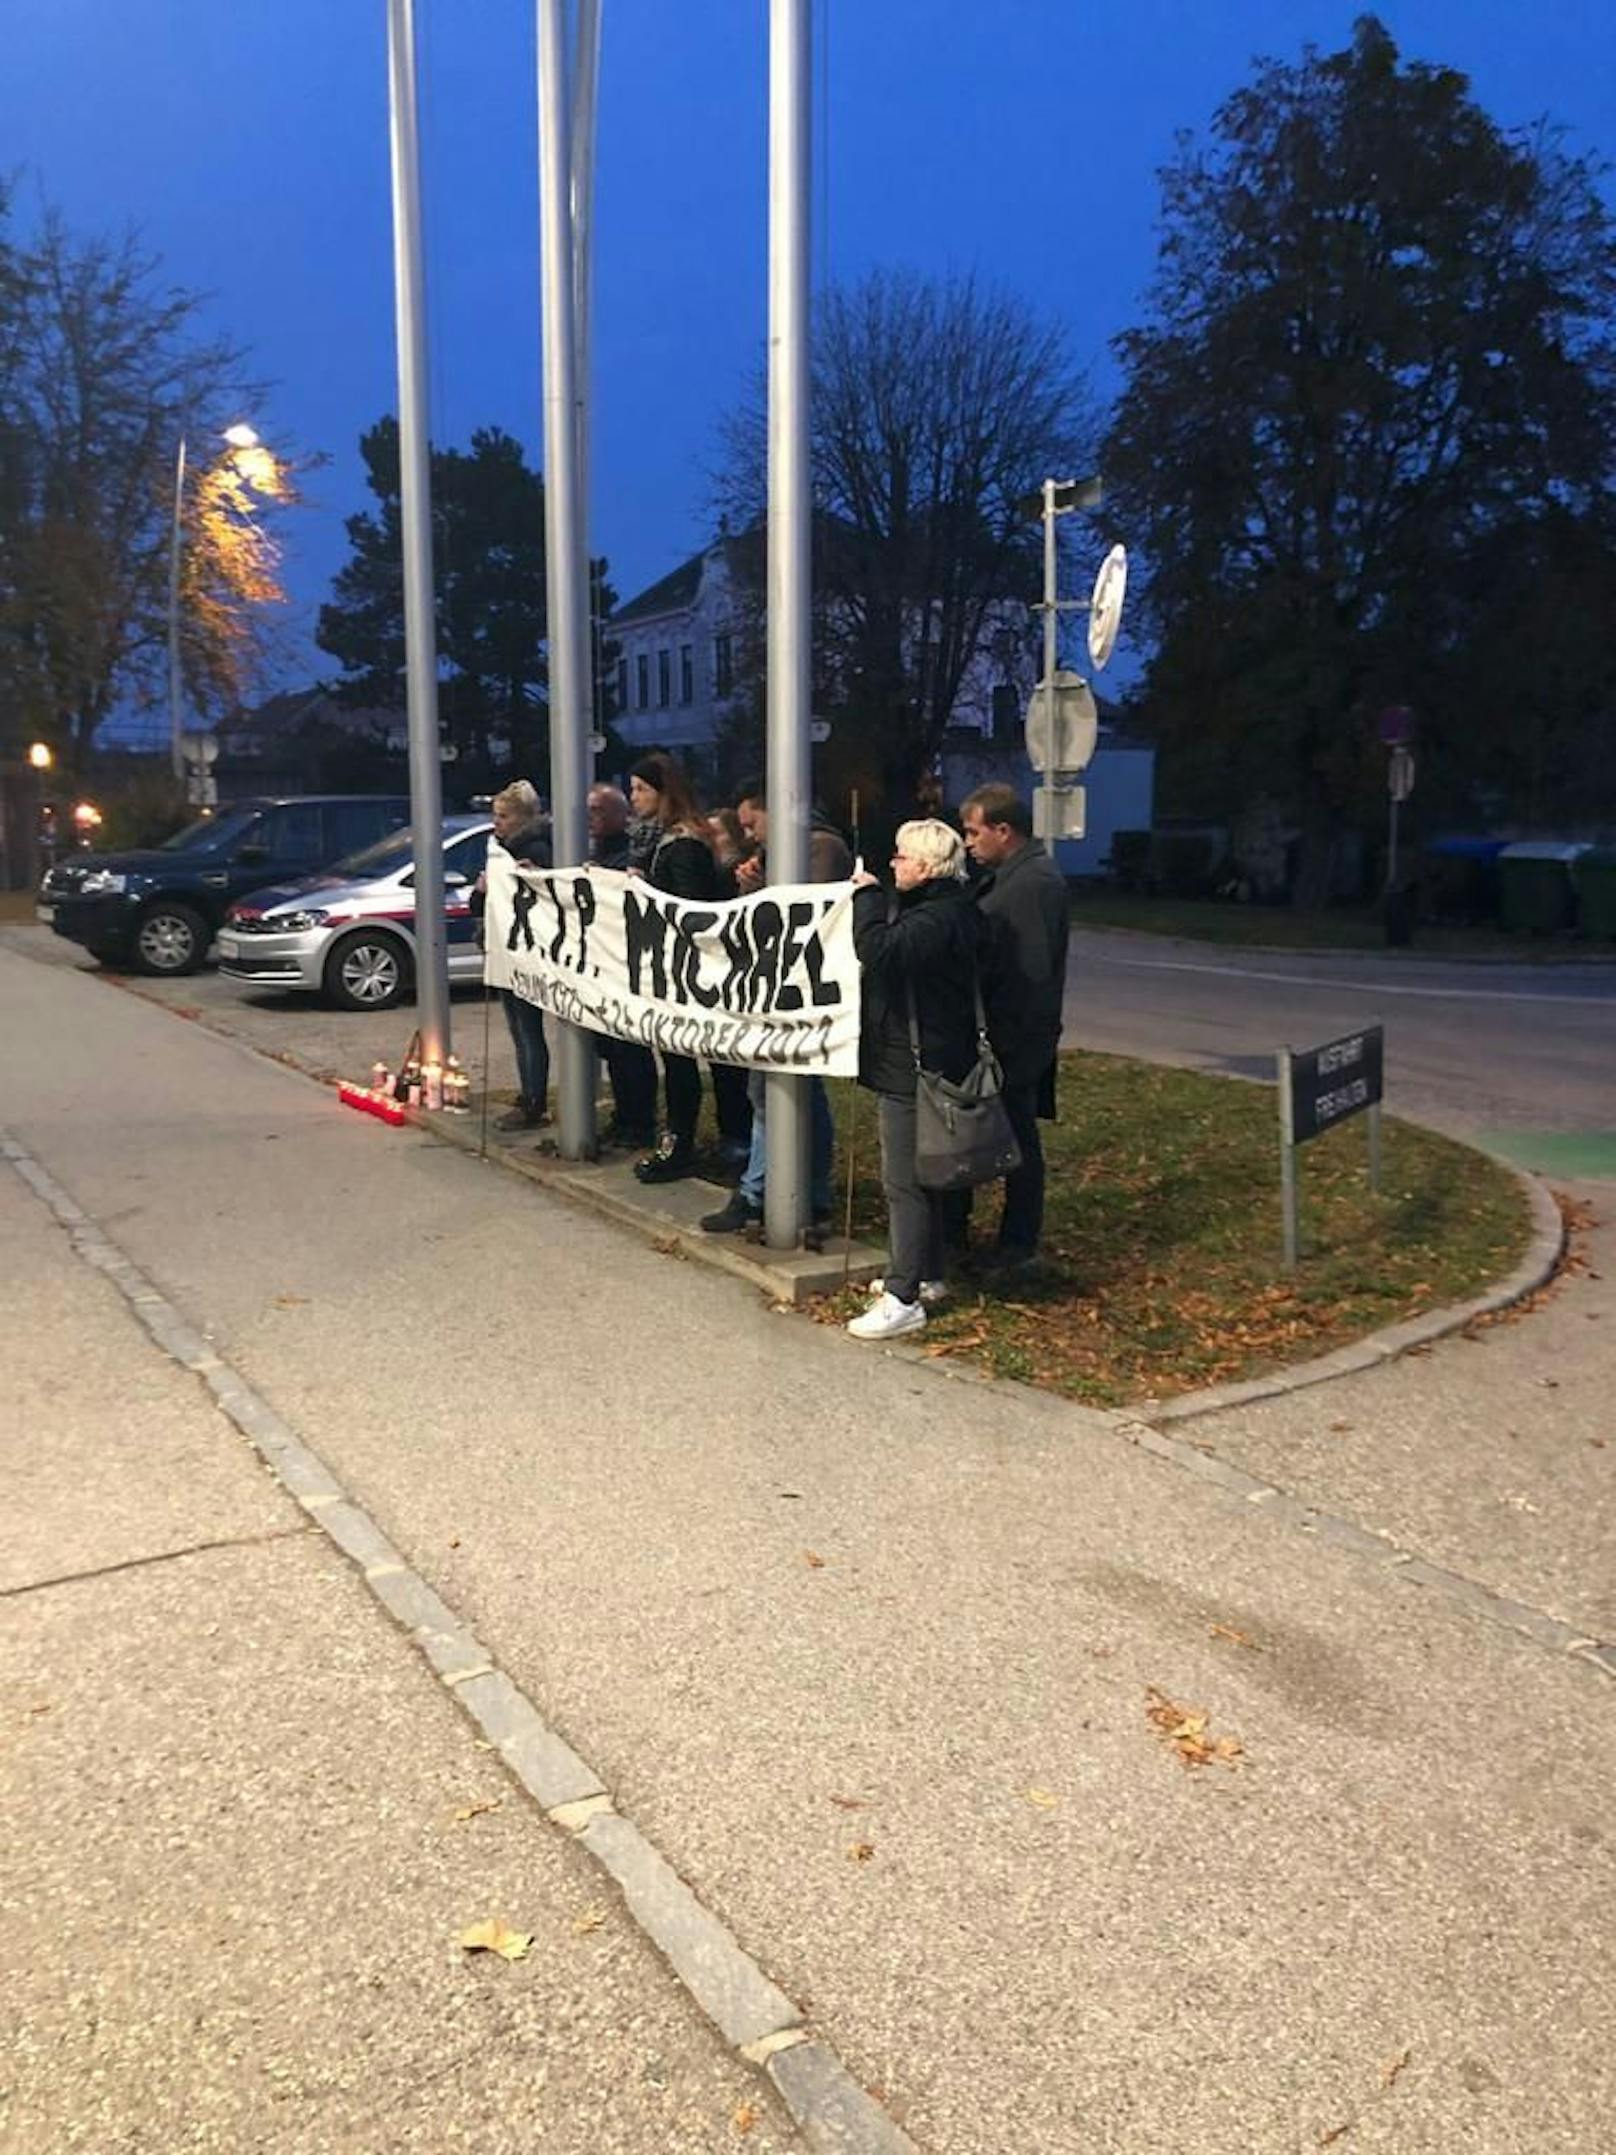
[28,741,53,771]
[168,420,268,784]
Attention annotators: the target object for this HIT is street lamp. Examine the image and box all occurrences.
[168,421,263,785]
[27,741,53,771]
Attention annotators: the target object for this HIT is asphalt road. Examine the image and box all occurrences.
[1062,929,1616,1169]
[3,940,1613,2153]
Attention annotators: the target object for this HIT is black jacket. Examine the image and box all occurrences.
[647,828,719,902]
[590,827,630,872]
[853,877,981,1099]
[470,817,552,921]
[974,839,1069,1088]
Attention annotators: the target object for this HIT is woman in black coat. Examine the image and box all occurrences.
[627,752,719,1183]
[848,818,980,1340]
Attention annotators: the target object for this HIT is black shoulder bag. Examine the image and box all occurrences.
[907,974,1023,1192]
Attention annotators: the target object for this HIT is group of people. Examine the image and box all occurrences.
[476,758,1071,1345]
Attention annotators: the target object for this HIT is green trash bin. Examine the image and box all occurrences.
[1498,843,1587,934]
[1575,848,1616,941]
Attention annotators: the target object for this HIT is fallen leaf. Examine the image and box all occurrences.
[451,1798,502,1824]
[1024,1787,1059,1809]
[1318,2126,1351,2148]
[1328,1420,1352,1433]
[828,1794,869,1810]
[571,1907,607,1936]
[272,1293,308,1308]
[733,2100,762,2134]
[1208,1622,1258,1649]
[448,1536,461,1549]
[1380,2047,1412,2089]
[1145,1687,1243,1770]
[849,1841,875,1862]
[804,1550,826,1569]
[457,1918,532,1961]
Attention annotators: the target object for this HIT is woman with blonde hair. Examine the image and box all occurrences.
[471,779,553,1131]
[847,818,981,1339]
[626,751,719,1183]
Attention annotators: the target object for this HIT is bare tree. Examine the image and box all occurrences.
[718,268,1095,811]
[0,194,295,770]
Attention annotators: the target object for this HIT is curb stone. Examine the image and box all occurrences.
[0,1124,920,2155]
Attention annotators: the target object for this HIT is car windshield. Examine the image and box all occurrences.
[331,823,480,880]
[160,807,261,853]
[332,827,417,879]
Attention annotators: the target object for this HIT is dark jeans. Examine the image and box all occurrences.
[502,992,550,1112]
[941,1080,1046,1256]
[710,1062,754,1152]
[877,1093,943,1305]
[599,1035,656,1139]
[998,1083,1045,1255]
[663,1053,702,1147]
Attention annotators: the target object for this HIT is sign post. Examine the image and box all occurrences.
[1276,1022,1386,1267]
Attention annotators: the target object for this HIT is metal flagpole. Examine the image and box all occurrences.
[385,0,450,1070]
[168,435,188,784]
[536,0,596,1157]
[1041,478,1059,734]
[570,0,603,768]
[763,0,812,1250]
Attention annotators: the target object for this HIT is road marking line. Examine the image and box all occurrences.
[1088,950,1616,1008]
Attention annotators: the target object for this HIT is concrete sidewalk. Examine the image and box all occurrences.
[4,945,1614,2153]
[0,1158,804,2151]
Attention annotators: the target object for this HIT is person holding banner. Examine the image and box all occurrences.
[846,820,981,1341]
[626,752,721,1185]
[472,781,554,1132]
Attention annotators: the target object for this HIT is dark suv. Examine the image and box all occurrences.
[39,795,411,976]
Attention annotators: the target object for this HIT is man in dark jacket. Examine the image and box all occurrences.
[960,784,1071,1267]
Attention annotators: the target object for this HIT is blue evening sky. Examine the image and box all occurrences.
[5,1,1611,734]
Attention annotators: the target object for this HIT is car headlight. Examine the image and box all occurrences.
[77,870,127,896]
[269,909,332,932]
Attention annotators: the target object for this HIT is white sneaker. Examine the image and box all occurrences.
[868,1277,948,1307]
[847,1291,927,1342]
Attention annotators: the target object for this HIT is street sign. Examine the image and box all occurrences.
[1378,705,1415,746]
[586,730,607,754]
[1388,746,1415,803]
[1033,784,1086,843]
[1276,1023,1386,1268]
[1087,544,1128,670]
[809,717,831,744]
[1015,474,1102,522]
[1024,669,1097,773]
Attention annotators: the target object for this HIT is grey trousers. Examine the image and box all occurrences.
[877,1093,944,1304]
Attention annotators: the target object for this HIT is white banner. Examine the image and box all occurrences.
[482,849,861,1077]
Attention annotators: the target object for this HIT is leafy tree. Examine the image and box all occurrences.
[318,418,619,794]
[1106,15,1616,892]
[0,192,294,771]
[719,268,1095,815]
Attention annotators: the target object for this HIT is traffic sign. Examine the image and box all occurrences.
[1025,670,1097,774]
[1388,746,1415,803]
[1378,705,1415,746]
[1033,784,1086,843]
[1087,545,1128,670]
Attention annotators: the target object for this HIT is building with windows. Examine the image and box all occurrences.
[608,538,746,785]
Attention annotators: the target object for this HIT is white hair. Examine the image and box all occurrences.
[895,817,966,881]
[492,780,541,817]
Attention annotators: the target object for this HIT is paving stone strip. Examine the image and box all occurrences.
[0,1127,917,2155]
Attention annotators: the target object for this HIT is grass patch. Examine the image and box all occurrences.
[818,1050,1531,1408]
